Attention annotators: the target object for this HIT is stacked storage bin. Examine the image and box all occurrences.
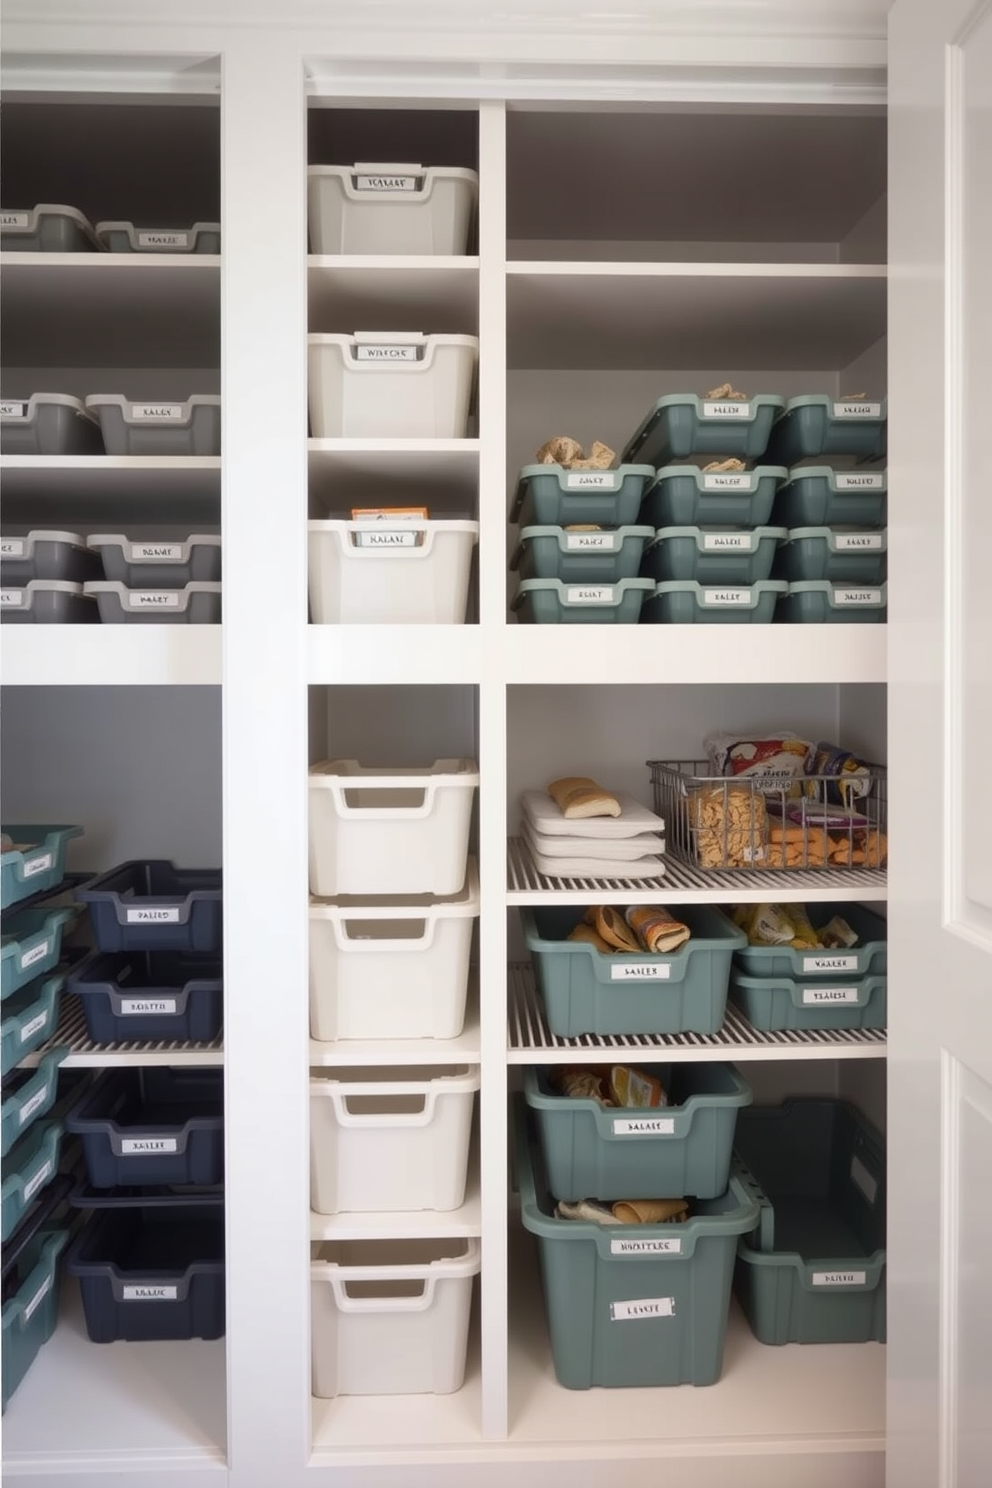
[1,205,219,255]
[308,757,481,1396]
[61,860,225,1343]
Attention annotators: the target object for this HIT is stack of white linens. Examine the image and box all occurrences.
[520,789,666,878]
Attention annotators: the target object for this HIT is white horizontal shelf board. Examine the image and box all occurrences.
[1,1281,227,1469]
[308,623,481,685]
[506,837,887,904]
[308,257,479,335]
[309,437,480,457]
[18,996,224,1068]
[310,1157,481,1240]
[507,963,885,1063]
[2,625,222,686]
[1,455,221,482]
[308,997,480,1066]
[507,260,887,278]
[1,252,220,270]
[507,270,887,370]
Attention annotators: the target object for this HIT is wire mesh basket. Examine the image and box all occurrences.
[647,758,887,873]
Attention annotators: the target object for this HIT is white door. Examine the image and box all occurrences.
[888,2,992,1485]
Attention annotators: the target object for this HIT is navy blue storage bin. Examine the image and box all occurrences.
[76,862,222,953]
[66,952,223,1044]
[66,1068,224,1188]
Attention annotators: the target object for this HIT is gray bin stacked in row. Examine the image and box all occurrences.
[1,532,221,624]
[1,394,220,456]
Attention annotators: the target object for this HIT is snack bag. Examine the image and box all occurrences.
[706,732,813,800]
[609,1065,667,1108]
[806,742,874,808]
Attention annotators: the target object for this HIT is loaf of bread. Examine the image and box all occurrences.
[547,775,622,819]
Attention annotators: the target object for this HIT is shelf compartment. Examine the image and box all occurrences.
[17,994,224,1068]
[309,1152,481,1241]
[308,257,479,336]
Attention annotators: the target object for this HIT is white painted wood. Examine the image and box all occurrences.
[888,2,992,1485]
[1,627,223,685]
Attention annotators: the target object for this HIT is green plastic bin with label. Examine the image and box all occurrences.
[766,395,887,464]
[777,580,887,624]
[0,969,65,1077]
[773,466,887,528]
[512,577,653,624]
[1,1049,68,1159]
[775,527,887,584]
[1,825,83,910]
[642,526,786,585]
[1,1120,66,1243]
[641,465,788,528]
[511,464,654,529]
[1,906,77,1000]
[516,1100,760,1388]
[622,394,786,466]
[2,1227,68,1411]
[642,579,786,624]
[734,902,887,980]
[729,967,887,1032]
[512,525,655,584]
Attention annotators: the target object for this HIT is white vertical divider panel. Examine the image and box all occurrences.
[221,35,311,1481]
[477,99,510,1440]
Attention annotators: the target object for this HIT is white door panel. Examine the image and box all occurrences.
[889,2,992,1485]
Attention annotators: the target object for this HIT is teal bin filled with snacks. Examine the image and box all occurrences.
[640,465,788,528]
[1,826,83,910]
[622,394,785,466]
[511,464,654,529]
[512,577,654,624]
[777,580,887,624]
[642,526,786,585]
[766,395,887,464]
[733,1098,886,1345]
[775,528,887,584]
[773,467,887,528]
[512,525,654,584]
[642,579,786,624]
[734,902,887,980]
[516,1101,759,1388]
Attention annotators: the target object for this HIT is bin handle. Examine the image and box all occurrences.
[320,781,438,819]
[333,916,435,953]
[327,1276,437,1313]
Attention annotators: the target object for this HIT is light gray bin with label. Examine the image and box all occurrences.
[84,396,221,456]
[1,394,105,455]
[87,534,222,587]
[95,221,221,254]
[83,581,222,624]
[1,581,100,624]
[1,531,101,585]
[1,204,101,252]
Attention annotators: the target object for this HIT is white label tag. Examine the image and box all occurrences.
[355,529,418,548]
[701,532,754,551]
[702,401,751,419]
[564,472,617,490]
[813,1270,867,1287]
[19,1088,48,1125]
[137,230,189,249]
[127,591,182,609]
[611,1296,675,1321]
[355,344,419,362]
[23,1159,54,1203]
[0,402,27,419]
[121,1137,179,1154]
[742,846,765,862]
[125,907,181,924]
[610,1237,682,1256]
[834,473,884,490]
[121,997,178,1015]
[834,588,883,605]
[22,852,53,878]
[701,588,750,606]
[612,1117,676,1136]
[802,986,859,1004]
[833,532,883,551]
[1,589,25,606]
[128,542,183,562]
[355,173,418,191]
[565,585,614,604]
[802,953,859,972]
[610,963,671,981]
[1,539,26,556]
[702,473,750,490]
[20,1011,50,1041]
[20,940,50,971]
[850,1155,879,1204]
[123,1284,179,1301]
[22,1274,53,1323]
[565,533,613,551]
[833,402,882,418]
[129,403,184,421]
[1,212,30,229]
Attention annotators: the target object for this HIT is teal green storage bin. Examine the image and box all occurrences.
[2,1228,68,1411]
[641,465,787,528]
[642,526,786,585]
[1,1121,65,1243]
[642,579,786,624]
[773,466,887,528]
[523,1061,752,1202]
[516,1102,759,1388]
[729,967,887,1032]
[734,902,887,980]
[1,826,83,911]
[512,524,655,583]
[520,904,745,1037]
[733,1098,886,1345]
[1,906,76,1001]
[775,527,887,584]
[777,580,887,624]
[766,396,887,465]
[622,394,785,466]
[511,464,654,528]
[512,577,653,624]
[0,970,65,1077]
[1,1049,67,1158]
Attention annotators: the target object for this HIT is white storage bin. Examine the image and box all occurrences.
[308,518,478,624]
[311,1237,480,1398]
[308,758,478,896]
[310,859,479,1041]
[308,332,478,439]
[307,163,478,256]
[310,1065,479,1214]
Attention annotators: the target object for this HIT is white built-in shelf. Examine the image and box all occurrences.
[1,1281,227,1474]
[308,437,479,464]
[310,1157,481,1241]
[307,439,477,515]
[308,256,479,335]
[309,995,480,1067]
[507,962,885,1063]
[506,837,887,905]
[0,456,221,525]
[20,996,224,1068]
[2,625,222,686]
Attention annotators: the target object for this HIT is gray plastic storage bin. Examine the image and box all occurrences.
[729,967,887,1032]
[1,531,101,586]
[67,951,223,1045]
[777,580,887,624]
[773,467,887,528]
[733,1098,886,1344]
[1,1050,67,1159]
[66,1067,224,1188]
[84,395,221,456]
[734,902,887,980]
[642,526,786,585]
[1,394,104,455]
[513,577,653,624]
[1,825,83,910]
[640,465,787,529]
[1,204,100,252]
[1,906,77,999]
[523,1062,752,1202]
[87,534,222,588]
[512,525,654,584]
[622,394,786,467]
[516,1103,759,1389]
[95,221,221,254]
[84,581,222,624]
[775,527,887,584]
[511,464,654,529]
[642,579,786,624]
[76,860,222,954]
[1,581,100,624]
[520,904,746,1037]
[0,971,65,1078]
[767,396,887,464]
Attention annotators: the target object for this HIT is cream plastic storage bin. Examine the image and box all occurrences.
[311,1237,480,1397]
[308,332,478,439]
[310,1065,479,1214]
[308,519,478,624]
[309,858,479,1041]
[308,163,478,255]
[308,758,478,896]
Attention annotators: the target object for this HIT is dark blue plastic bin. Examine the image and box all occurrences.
[66,1067,224,1188]
[76,862,222,953]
